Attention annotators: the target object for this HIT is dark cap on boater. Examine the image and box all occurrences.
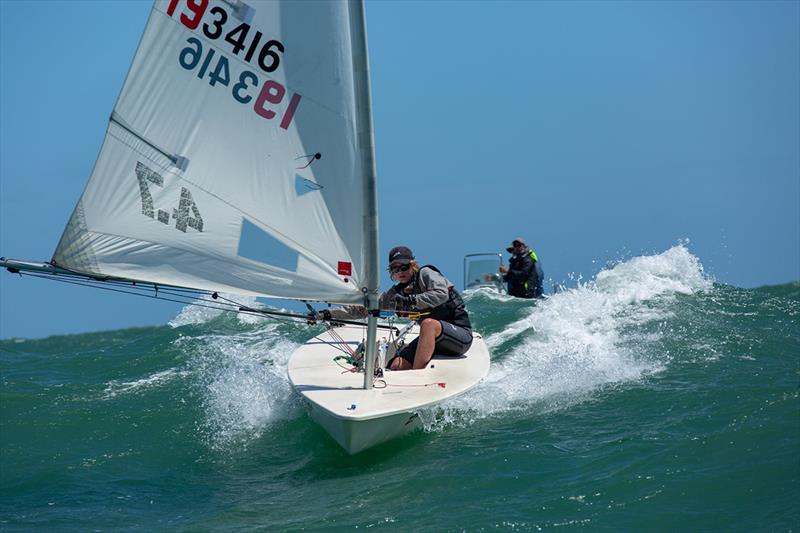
[506,238,526,253]
[388,246,414,265]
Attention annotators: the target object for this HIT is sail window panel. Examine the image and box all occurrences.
[295,174,322,197]
[237,218,299,272]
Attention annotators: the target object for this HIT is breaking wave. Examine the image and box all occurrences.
[422,244,712,430]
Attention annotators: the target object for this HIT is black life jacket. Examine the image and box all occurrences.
[395,264,471,329]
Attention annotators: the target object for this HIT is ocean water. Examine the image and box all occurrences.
[1,245,797,531]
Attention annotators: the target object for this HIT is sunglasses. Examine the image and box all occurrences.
[389,264,411,274]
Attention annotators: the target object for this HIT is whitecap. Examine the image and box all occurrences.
[182,326,303,451]
[423,243,710,430]
[103,368,189,399]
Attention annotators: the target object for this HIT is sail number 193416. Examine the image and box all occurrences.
[167,0,301,130]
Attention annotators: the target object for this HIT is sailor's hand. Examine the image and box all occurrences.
[499,265,508,274]
[393,293,416,311]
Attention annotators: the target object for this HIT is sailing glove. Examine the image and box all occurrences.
[393,294,416,311]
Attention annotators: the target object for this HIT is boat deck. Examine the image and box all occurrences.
[287,323,491,422]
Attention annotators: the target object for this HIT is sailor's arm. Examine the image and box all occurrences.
[412,268,449,309]
[327,288,399,319]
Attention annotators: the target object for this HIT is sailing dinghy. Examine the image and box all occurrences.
[1,0,490,454]
[289,322,490,454]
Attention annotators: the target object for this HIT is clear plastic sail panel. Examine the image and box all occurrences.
[54,0,373,304]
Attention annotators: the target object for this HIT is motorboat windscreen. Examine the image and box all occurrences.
[463,253,504,292]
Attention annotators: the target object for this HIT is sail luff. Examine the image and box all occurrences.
[349,0,380,389]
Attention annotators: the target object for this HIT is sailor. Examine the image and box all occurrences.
[313,246,473,371]
[499,238,544,299]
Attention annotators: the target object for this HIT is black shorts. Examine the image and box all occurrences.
[391,320,473,367]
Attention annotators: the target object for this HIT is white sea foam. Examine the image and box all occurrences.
[182,326,302,451]
[168,293,266,327]
[422,244,711,430]
[166,293,308,451]
[463,286,516,302]
[103,368,189,399]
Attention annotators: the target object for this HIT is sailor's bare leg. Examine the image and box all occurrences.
[389,319,442,370]
[412,318,441,370]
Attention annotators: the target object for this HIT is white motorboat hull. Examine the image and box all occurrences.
[288,323,490,454]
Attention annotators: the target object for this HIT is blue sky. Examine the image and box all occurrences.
[1,0,798,339]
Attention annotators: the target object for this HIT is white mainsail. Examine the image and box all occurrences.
[53,0,378,305]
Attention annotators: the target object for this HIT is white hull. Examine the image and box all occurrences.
[306,401,423,454]
[288,323,490,454]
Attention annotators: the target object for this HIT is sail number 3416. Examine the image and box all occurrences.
[167,0,301,130]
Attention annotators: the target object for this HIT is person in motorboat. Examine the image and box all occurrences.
[499,238,544,298]
[311,246,473,370]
